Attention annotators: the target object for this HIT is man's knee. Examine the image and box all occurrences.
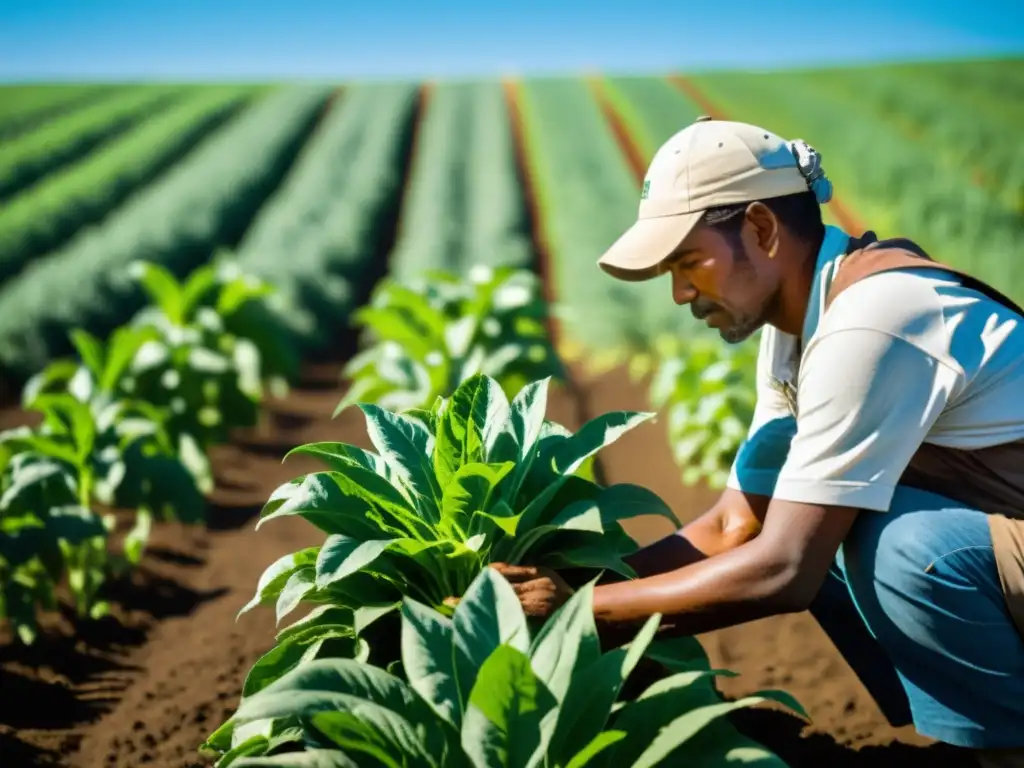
[841,488,1021,668]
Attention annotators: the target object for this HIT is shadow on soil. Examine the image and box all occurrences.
[0,568,225,743]
[0,728,60,767]
[731,707,973,768]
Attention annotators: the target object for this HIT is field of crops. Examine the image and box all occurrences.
[0,57,1020,768]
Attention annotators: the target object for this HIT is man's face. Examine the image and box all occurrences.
[662,214,781,343]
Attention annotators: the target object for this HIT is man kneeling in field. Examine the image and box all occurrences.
[494,116,1024,767]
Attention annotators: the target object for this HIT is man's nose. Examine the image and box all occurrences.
[672,276,697,306]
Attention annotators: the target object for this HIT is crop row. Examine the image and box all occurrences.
[389,81,533,278]
[0,86,255,286]
[0,86,332,378]
[0,86,192,201]
[882,58,1024,122]
[231,82,420,356]
[514,78,662,361]
[0,84,124,140]
[793,66,1024,214]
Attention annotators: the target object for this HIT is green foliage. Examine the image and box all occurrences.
[229,373,675,704]
[337,266,564,414]
[633,334,758,490]
[0,391,159,643]
[389,81,533,276]
[0,85,187,200]
[0,84,331,377]
[232,82,420,355]
[203,568,803,767]
[0,85,122,140]
[0,87,250,283]
[124,259,297,449]
[1,257,296,644]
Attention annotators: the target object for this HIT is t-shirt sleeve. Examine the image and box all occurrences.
[726,333,799,497]
[773,326,962,511]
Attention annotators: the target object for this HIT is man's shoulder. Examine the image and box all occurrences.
[823,267,959,341]
[819,263,1024,378]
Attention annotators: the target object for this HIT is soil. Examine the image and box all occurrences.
[0,78,978,768]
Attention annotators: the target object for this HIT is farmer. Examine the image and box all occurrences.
[492,117,1024,767]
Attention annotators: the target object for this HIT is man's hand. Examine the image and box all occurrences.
[490,563,575,619]
[444,563,575,620]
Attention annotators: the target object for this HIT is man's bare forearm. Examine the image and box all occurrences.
[625,530,711,578]
[625,496,764,578]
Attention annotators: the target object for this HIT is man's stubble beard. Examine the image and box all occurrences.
[714,238,778,344]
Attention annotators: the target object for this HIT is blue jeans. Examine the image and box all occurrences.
[808,485,1024,749]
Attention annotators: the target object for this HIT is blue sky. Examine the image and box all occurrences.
[2,0,1022,81]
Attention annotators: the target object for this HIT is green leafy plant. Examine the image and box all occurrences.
[337,265,564,415]
[202,567,804,767]
[23,325,209,515]
[230,373,678,702]
[130,255,300,387]
[0,392,157,643]
[632,334,758,489]
[0,447,113,644]
[123,259,295,454]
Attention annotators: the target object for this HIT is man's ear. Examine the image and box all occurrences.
[744,201,778,256]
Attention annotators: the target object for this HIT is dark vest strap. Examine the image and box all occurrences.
[824,230,1024,319]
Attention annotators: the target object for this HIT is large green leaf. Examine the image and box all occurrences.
[276,567,317,623]
[563,731,628,768]
[44,505,110,544]
[433,375,510,490]
[527,580,602,705]
[552,411,655,477]
[547,613,662,761]
[439,462,514,541]
[506,500,604,564]
[0,454,78,511]
[461,644,557,768]
[132,261,186,323]
[630,695,805,768]
[259,470,426,540]
[516,412,653,536]
[238,548,319,617]
[315,537,395,589]
[400,598,460,727]
[231,750,360,767]
[232,659,425,724]
[535,530,637,580]
[359,404,442,522]
[493,377,550,498]
[452,567,530,707]
[593,669,770,767]
[310,707,437,768]
[241,622,360,697]
[594,484,678,527]
[285,443,393,481]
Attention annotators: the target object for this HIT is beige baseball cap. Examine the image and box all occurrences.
[598,116,821,282]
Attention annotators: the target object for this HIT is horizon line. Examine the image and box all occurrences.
[2,50,1021,85]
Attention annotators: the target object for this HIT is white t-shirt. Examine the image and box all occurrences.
[727,225,1024,512]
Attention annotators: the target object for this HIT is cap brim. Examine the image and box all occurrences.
[597,211,704,282]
